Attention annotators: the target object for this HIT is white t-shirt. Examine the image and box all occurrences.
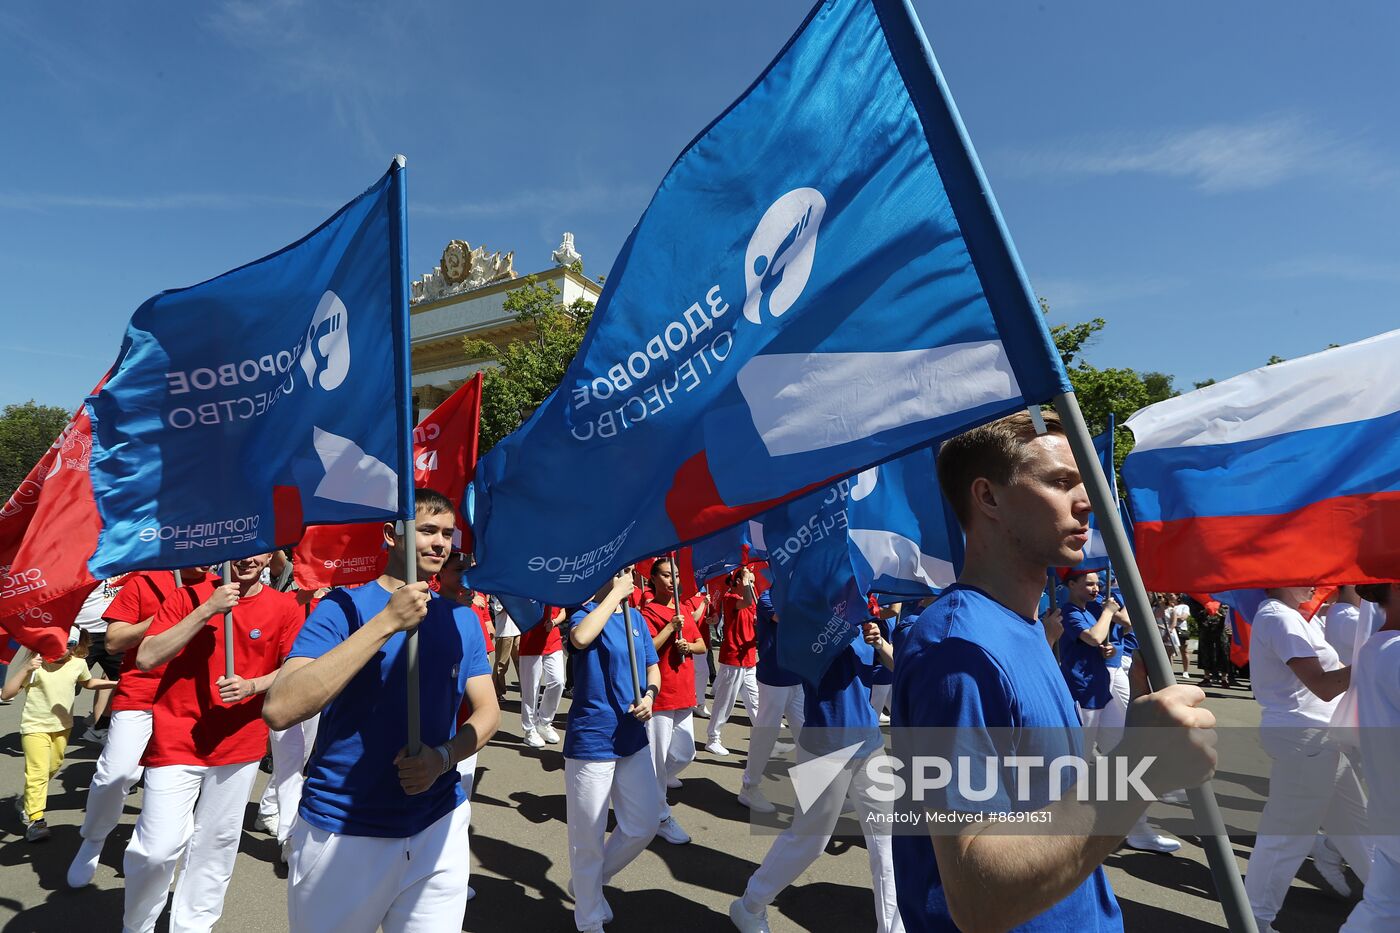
[1171,604,1191,631]
[1250,598,1342,727]
[71,578,123,634]
[1323,603,1362,667]
[1355,628,1400,855]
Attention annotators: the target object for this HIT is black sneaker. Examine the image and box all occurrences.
[26,819,50,842]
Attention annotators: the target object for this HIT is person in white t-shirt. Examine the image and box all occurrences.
[1170,598,1192,679]
[1245,587,1372,932]
[1342,582,1400,931]
[1324,587,1364,667]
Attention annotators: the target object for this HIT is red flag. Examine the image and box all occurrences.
[0,382,106,659]
[292,374,484,590]
[1299,586,1337,621]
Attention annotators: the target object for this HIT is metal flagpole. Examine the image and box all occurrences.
[1053,391,1255,933]
[222,559,235,679]
[668,550,686,650]
[623,597,642,705]
[173,569,183,588]
[403,520,422,754]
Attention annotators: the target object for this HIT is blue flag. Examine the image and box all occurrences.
[689,519,767,589]
[764,481,872,686]
[86,161,413,576]
[844,445,963,598]
[466,0,1070,604]
[1067,417,1116,574]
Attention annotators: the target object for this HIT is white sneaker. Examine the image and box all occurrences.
[523,730,546,749]
[539,724,561,745]
[15,796,30,826]
[66,839,103,888]
[728,897,771,933]
[1312,835,1352,898]
[1159,788,1190,805]
[657,815,691,845]
[1253,917,1278,933]
[666,777,683,789]
[705,740,729,756]
[878,712,891,724]
[255,810,280,835]
[772,741,796,755]
[1125,831,1182,854]
[737,787,776,814]
[693,705,711,718]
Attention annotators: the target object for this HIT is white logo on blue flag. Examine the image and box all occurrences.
[743,187,826,325]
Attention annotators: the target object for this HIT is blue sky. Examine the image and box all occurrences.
[3,1,1397,409]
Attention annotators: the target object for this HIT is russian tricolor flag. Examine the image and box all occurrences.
[1123,329,1400,592]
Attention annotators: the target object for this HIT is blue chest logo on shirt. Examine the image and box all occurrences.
[249,629,262,640]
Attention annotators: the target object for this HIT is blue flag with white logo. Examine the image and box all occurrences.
[843,445,962,598]
[466,0,1070,604]
[689,519,768,589]
[86,161,413,576]
[764,480,872,686]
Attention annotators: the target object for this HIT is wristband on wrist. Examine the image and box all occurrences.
[434,742,453,775]
[644,684,659,700]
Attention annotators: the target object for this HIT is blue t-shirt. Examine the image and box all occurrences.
[800,635,883,758]
[1090,592,1136,669]
[564,602,660,761]
[290,581,492,838]
[1058,604,1113,709]
[891,585,1122,933]
[755,591,801,687]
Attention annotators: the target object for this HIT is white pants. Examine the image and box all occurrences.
[645,709,696,820]
[520,652,565,735]
[743,682,805,791]
[258,714,320,844]
[80,709,152,846]
[870,683,891,717]
[1076,699,1126,758]
[565,749,660,931]
[123,761,260,933]
[1343,844,1400,931]
[693,652,711,707]
[708,663,759,744]
[1246,730,1373,923]
[742,748,903,933]
[287,798,472,933]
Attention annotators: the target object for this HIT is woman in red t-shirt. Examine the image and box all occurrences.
[705,566,760,756]
[639,557,709,845]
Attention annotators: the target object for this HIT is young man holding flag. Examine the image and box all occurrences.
[123,553,300,933]
[262,489,498,933]
[891,411,1217,932]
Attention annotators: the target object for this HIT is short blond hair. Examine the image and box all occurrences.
[936,410,1065,528]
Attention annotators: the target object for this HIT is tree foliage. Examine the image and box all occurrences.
[0,401,71,503]
[463,277,594,453]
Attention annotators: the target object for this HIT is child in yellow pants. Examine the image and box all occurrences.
[3,634,116,842]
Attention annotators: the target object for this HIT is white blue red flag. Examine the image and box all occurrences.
[466,0,1069,604]
[1123,329,1400,591]
[86,161,413,577]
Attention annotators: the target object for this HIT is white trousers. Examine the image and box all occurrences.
[869,683,891,717]
[743,748,903,933]
[693,652,711,707]
[1076,698,1125,758]
[1343,844,1400,931]
[743,682,805,791]
[708,663,759,744]
[1246,730,1373,923]
[80,709,152,846]
[645,709,696,820]
[519,652,566,735]
[258,714,320,844]
[565,749,660,931]
[123,761,260,933]
[287,798,472,933]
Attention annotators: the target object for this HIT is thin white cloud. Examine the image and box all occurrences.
[1001,115,1392,193]
[0,191,340,212]
[1265,255,1400,285]
[1033,275,1183,313]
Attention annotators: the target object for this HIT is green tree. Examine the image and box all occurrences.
[0,401,71,502]
[462,277,594,453]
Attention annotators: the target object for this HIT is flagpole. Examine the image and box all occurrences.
[173,569,183,588]
[623,601,642,705]
[1054,391,1254,933]
[222,559,235,679]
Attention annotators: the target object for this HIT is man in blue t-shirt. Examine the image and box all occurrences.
[738,589,806,814]
[890,410,1217,932]
[1057,569,1119,751]
[730,632,903,933]
[263,488,498,933]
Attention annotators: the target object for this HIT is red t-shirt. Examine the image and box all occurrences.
[142,584,301,768]
[720,592,758,667]
[640,595,704,711]
[518,606,564,656]
[103,571,215,713]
